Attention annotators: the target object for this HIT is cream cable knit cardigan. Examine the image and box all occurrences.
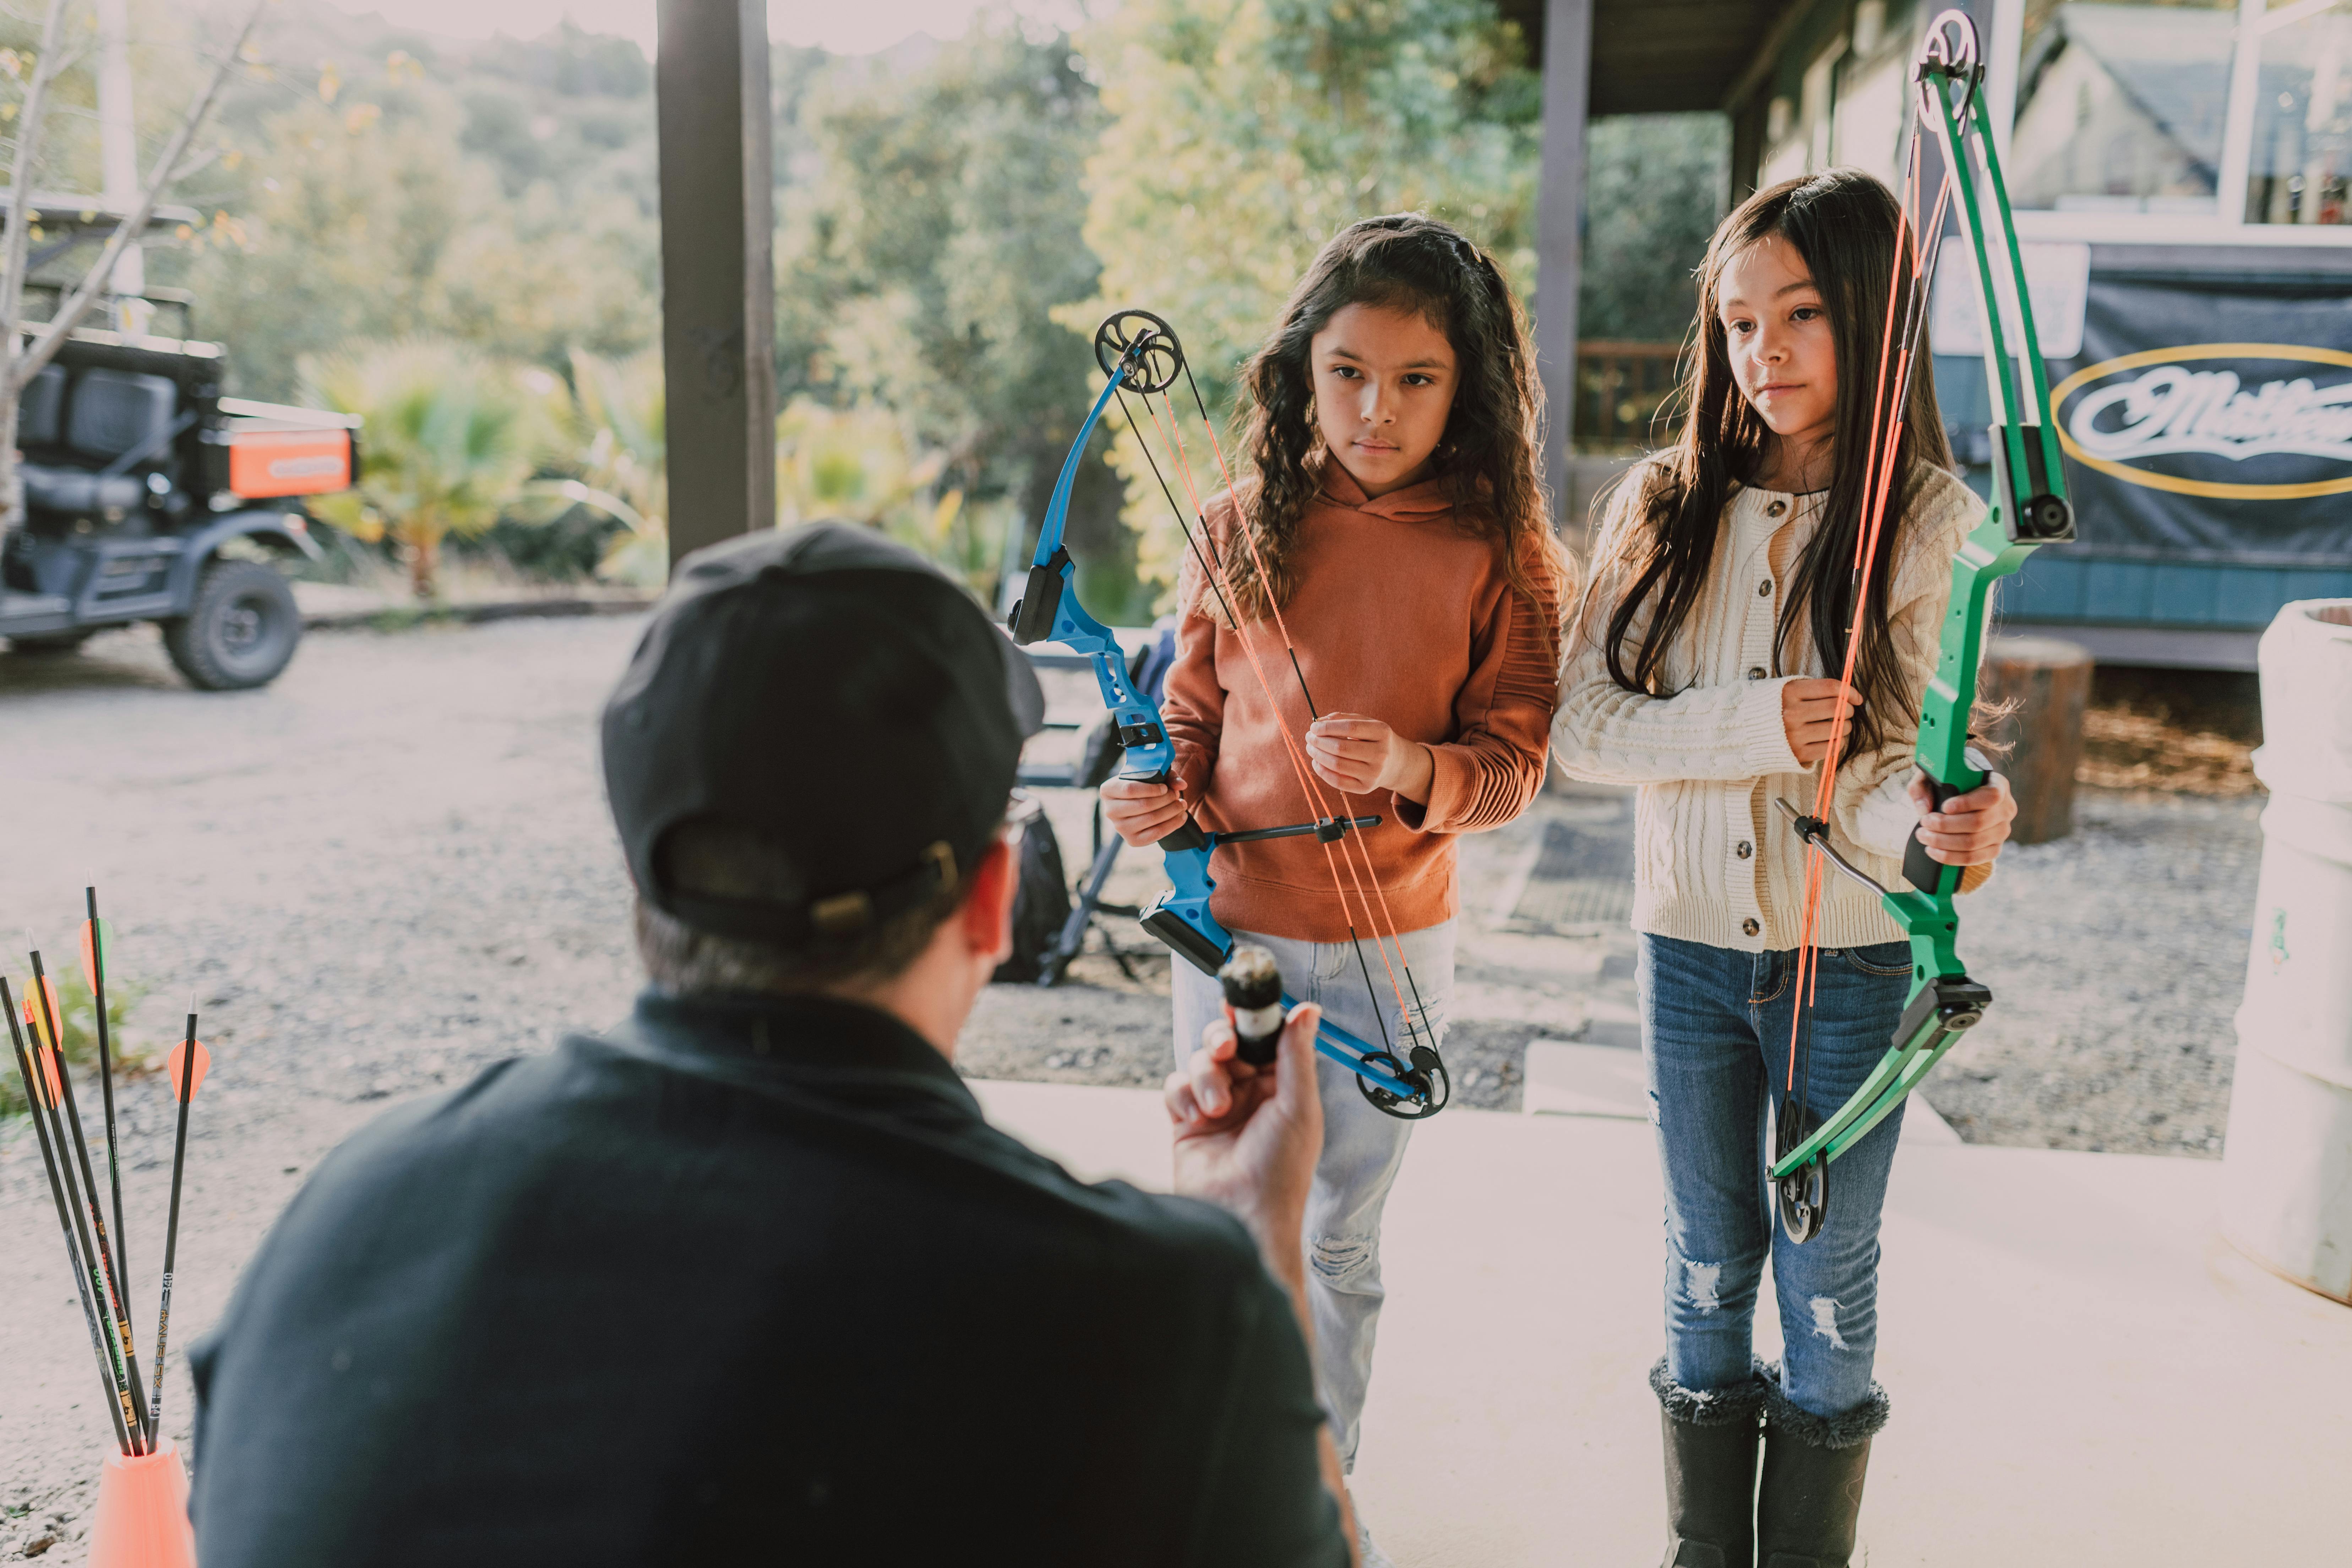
[1551,459,1990,953]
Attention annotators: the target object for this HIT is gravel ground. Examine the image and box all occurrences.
[0,614,2268,1557]
[1922,788,2265,1155]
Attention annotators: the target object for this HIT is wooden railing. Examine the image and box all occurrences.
[1575,341,1686,450]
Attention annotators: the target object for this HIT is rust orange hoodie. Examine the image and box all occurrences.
[1164,463,1564,942]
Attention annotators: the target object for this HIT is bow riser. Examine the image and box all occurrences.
[1904,522,2036,894]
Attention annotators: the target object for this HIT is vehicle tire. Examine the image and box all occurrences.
[162,559,303,691]
[5,630,95,655]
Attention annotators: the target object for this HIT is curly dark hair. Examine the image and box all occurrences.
[1221,213,1555,620]
[1596,168,1955,762]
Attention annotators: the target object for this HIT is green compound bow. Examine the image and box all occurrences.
[1769,10,2075,1242]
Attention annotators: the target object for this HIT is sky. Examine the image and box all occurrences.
[317,0,1083,56]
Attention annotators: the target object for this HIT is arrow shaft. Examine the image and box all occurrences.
[86,891,130,1334]
[148,1015,198,1447]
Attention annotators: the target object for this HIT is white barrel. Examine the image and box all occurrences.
[2223,600,2352,1303]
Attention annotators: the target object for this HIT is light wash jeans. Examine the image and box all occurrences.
[1639,932,1912,1421]
[1171,921,1454,1470]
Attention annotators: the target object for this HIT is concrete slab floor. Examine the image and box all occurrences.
[971,1079,2352,1566]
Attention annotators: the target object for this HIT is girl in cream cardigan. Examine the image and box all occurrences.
[1552,170,2018,1568]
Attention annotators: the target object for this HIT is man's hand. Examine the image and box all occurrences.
[1909,768,2017,865]
[1101,777,1190,848]
[1306,713,1434,803]
[1781,679,1862,766]
[1167,1002,1324,1286]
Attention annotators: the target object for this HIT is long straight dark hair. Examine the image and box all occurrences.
[1598,169,1952,761]
[1225,213,1555,621]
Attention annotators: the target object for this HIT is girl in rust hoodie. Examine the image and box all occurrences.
[1103,214,1566,1553]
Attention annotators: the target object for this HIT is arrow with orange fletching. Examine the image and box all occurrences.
[26,947,155,1446]
[146,1011,208,1448]
[9,974,143,1454]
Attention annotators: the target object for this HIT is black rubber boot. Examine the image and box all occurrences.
[1755,1364,1889,1568]
[1651,1358,1766,1568]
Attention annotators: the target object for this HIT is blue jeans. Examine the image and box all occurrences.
[1639,932,1912,1421]
[1172,922,1453,1470]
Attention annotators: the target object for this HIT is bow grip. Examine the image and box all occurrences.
[1136,771,1209,853]
[1902,743,1992,894]
[1901,778,1964,894]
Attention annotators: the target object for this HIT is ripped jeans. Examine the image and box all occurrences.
[1640,932,1911,1421]
[1171,921,1452,1470]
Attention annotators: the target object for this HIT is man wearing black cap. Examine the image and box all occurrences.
[188,525,1355,1566]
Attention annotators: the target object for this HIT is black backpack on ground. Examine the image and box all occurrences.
[992,811,1072,984]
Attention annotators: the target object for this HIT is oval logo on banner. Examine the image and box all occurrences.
[2050,343,2352,501]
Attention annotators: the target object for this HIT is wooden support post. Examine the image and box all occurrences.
[1981,635,2093,845]
[656,0,777,572]
[1535,0,1592,528]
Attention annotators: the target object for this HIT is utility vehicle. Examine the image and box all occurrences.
[0,283,358,690]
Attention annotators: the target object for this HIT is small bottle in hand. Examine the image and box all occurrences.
[1220,943,1287,1066]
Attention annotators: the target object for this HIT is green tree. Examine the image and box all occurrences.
[180,53,656,400]
[521,345,668,587]
[302,338,559,600]
[1579,114,1728,343]
[1068,0,1542,592]
[777,21,1134,613]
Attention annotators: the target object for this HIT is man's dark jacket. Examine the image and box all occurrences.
[188,991,1346,1567]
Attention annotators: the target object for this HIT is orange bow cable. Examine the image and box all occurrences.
[1782,121,1955,1093]
[1164,387,1438,1047]
[1128,386,1431,1059]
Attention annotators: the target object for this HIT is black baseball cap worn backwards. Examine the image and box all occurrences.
[601,522,1045,948]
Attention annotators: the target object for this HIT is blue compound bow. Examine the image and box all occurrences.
[1768,10,2075,1241]
[1008,310,1448,1118]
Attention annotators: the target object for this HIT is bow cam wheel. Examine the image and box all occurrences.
[1094,309,1185,394]
[1774,1098,1829,1244]
[1915,9,1982,122]
[1354,1048,1449,1121]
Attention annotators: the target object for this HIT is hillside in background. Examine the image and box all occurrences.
[119,1,1719,610]
[146,1,665,400]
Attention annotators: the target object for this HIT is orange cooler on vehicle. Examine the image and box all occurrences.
[211,398,360,500]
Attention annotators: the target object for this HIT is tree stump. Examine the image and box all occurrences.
[1980,636,2093,845]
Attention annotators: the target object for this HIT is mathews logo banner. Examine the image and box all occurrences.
[2055,345,2352,500]
[2046,282,2352,565]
